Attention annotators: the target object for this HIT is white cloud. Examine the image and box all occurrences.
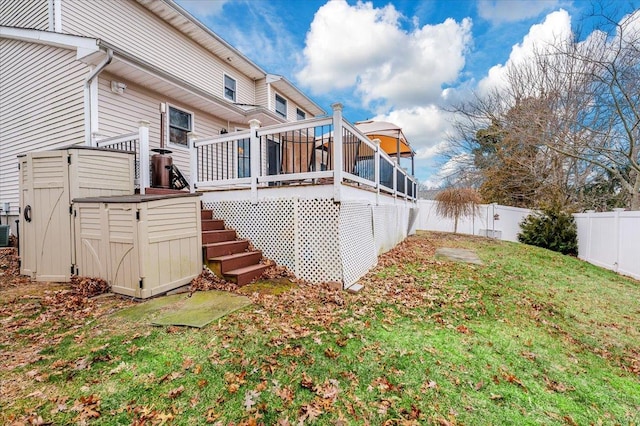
[177,1,298,75]
[178,0,228,19]
[372,105,452,160]
[477,0,561,24]
[422,153,474,188]
[296,0,472,110]
[477,9,573,95]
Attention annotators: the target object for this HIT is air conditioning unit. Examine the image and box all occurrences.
[0,225,9,247]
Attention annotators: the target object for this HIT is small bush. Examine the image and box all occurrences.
[518,207,578,255]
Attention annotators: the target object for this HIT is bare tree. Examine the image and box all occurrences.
[435,188,482,233]
[446,7,640,210]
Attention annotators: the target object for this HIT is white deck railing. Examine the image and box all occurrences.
[189,104,417,203]
[96,121,150,194]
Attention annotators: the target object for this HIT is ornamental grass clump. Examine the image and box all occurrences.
[435,188,483,233]
[518,206,578,255]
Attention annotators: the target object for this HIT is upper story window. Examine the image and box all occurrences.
[296,108,306,121]
[224,75,236,102]
[168,106,192,147]
[275,94,287,118]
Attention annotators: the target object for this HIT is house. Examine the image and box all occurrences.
[0,0,418,290]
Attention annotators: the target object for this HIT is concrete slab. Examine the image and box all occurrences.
[435,247,483,265]
[346,283,364,293]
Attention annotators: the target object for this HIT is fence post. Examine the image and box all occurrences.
[613,208,624,272]
[373,138,380,206]
[188,132,198,194]
[138,121,150,195]
[332,103,343,203]
[584,210,594,262]
[249,119,261,205]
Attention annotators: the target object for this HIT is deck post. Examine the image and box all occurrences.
[373,138,381,206]
[138,121,150,195]
[393,161,398,199]
[188,132,198,193]
[249,119,261,205]
[332,103,343,202]
[404,174,408,198]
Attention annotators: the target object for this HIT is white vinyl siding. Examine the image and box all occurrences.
[61,0,255,104]
[0,40,86,210]
[255,79,268,108]
[0,0,49,30]
[96,74,238,184]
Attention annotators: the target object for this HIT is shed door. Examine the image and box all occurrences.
[106,205,140,297]
[31,152,72,281]
[19,157,35,277]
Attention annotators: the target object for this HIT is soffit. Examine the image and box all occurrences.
[269,77,326,117]
[136,0,265,81]
[105,55,284,127]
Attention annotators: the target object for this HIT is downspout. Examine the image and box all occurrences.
[84,48,113,146]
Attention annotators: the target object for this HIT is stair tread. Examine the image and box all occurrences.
[208,251,261,262]
[224,263,269,275]
[203,239,248,247]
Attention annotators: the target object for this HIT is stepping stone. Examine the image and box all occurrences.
[346,283,364,293]
[435,248,483,265]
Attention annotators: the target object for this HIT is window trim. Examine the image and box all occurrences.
[275,93,287,118]
[296,108,306,121]
[224,74,237,102]
[166,104,194,150]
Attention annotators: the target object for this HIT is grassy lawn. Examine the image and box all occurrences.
[1,231,639,425]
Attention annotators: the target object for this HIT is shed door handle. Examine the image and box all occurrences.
[23,205,32,222]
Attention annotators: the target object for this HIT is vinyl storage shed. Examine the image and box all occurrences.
[73,193,202,298]
[19,147,135,282]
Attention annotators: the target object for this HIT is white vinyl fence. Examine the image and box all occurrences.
[416,200,531,242]
[417,200,640,281]
[574,209,640,280]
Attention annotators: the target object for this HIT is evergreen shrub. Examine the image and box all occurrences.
[518,207,578,255]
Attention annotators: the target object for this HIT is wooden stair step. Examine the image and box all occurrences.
[202,229,236,244]
[202,219,225,231]
[208,251,262,275]
[203,240,249,258]
[224,263,270,286]
[201,210,213,220]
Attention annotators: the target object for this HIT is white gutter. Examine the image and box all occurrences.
[84,48,113,146]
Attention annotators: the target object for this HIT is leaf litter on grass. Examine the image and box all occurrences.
[2,235,640,425]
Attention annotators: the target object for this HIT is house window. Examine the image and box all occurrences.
[237,138,250,178]
[275,94,287,118]
[296,108,306,121]
[224,75,236,102]
[168,106,192,147]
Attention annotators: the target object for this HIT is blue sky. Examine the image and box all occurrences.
[177,0,637,186]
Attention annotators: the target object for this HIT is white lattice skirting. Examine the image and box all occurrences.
[202,197,418,287]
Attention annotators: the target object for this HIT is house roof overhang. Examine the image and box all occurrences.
[136,0,266,80]
[0,26,100,59]
[267,74,325,117]
[136,0,325,117]
[95,43,286,127]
